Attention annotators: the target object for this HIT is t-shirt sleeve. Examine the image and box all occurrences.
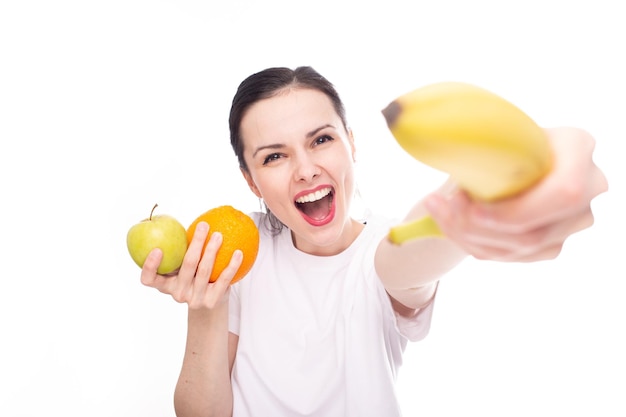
[392,286,437,342]
[373,272,437,343]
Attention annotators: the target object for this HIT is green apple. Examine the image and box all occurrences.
[126,204,188,275]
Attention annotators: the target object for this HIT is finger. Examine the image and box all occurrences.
[193,231,223,293]
[196,248,241,310]
[163,222,210,302]
[506,242,565,262]
[215,249,243,289]
[427,189,561,256]
[589,159,609,198]
[468,241,565,262]
[457,207,594,261]
[139,249,186,297]
[140,248,164,288]
[466,128,598,232]
[179,221,210,275]
[425,189,472,236]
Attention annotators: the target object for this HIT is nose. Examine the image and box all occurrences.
[294,153,321,183]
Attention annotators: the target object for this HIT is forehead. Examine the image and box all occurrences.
[240,88,340,143]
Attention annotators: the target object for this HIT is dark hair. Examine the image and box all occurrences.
[229,66,348,172]
[228,66,349,234]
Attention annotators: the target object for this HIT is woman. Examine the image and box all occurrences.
[141,66,608,416]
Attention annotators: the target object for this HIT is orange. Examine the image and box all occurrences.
[187,205,259,284]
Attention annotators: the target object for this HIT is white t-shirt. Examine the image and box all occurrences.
[229,212,436,417]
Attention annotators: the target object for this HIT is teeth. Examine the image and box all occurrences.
[295,187,332,204]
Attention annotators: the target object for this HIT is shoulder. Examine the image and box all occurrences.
[244,211,291,264]
[248,211,284,239]
[248,211,265,228]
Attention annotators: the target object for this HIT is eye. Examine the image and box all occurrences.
[262,152,283,165]
[313,134,334,146]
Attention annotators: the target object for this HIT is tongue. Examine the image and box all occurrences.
[300,195,331,220]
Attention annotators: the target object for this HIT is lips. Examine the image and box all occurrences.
[294,186,335,226]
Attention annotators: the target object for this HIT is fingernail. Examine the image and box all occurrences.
[210,231,223,243]
[424,194,442,214]
[196,221,209,232]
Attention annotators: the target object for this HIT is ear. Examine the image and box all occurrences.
[241,167,262,198]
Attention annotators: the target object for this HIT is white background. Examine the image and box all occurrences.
[1,1,624,416]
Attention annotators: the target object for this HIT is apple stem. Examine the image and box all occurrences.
[150,203,158,221]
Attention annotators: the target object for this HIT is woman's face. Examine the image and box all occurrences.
[240,88,361,255]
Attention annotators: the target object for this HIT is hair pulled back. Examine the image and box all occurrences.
[229,66,348,172]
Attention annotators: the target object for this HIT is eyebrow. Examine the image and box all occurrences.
[306,123,333,139]
[252,143,284,158]
[251,124,335,158]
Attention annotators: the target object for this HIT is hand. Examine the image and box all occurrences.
[424,127,609,262]
[140,222,243,309]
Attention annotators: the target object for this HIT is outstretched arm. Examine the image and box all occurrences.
[376,127,608,311]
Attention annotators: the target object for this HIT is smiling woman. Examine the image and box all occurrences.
[136,66,608,417]
[2,0,622,415]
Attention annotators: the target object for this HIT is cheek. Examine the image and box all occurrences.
[344,169,356,197]
[251,170,286,201]
[326,160,355,204]
[335,155,356,182]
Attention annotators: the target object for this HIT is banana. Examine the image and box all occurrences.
[381,82,553,244]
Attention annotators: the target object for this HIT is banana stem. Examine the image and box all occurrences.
[388,215,444,244]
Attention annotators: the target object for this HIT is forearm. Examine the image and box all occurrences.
[376,183,468,309]
[174,304,232,417]
[377,231,466,289]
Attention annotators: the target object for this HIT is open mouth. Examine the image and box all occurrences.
[295,186,335,224]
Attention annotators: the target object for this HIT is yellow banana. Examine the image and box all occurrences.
[382,82,553,244]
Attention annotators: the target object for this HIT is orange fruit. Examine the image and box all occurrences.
[187,205,259,284]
